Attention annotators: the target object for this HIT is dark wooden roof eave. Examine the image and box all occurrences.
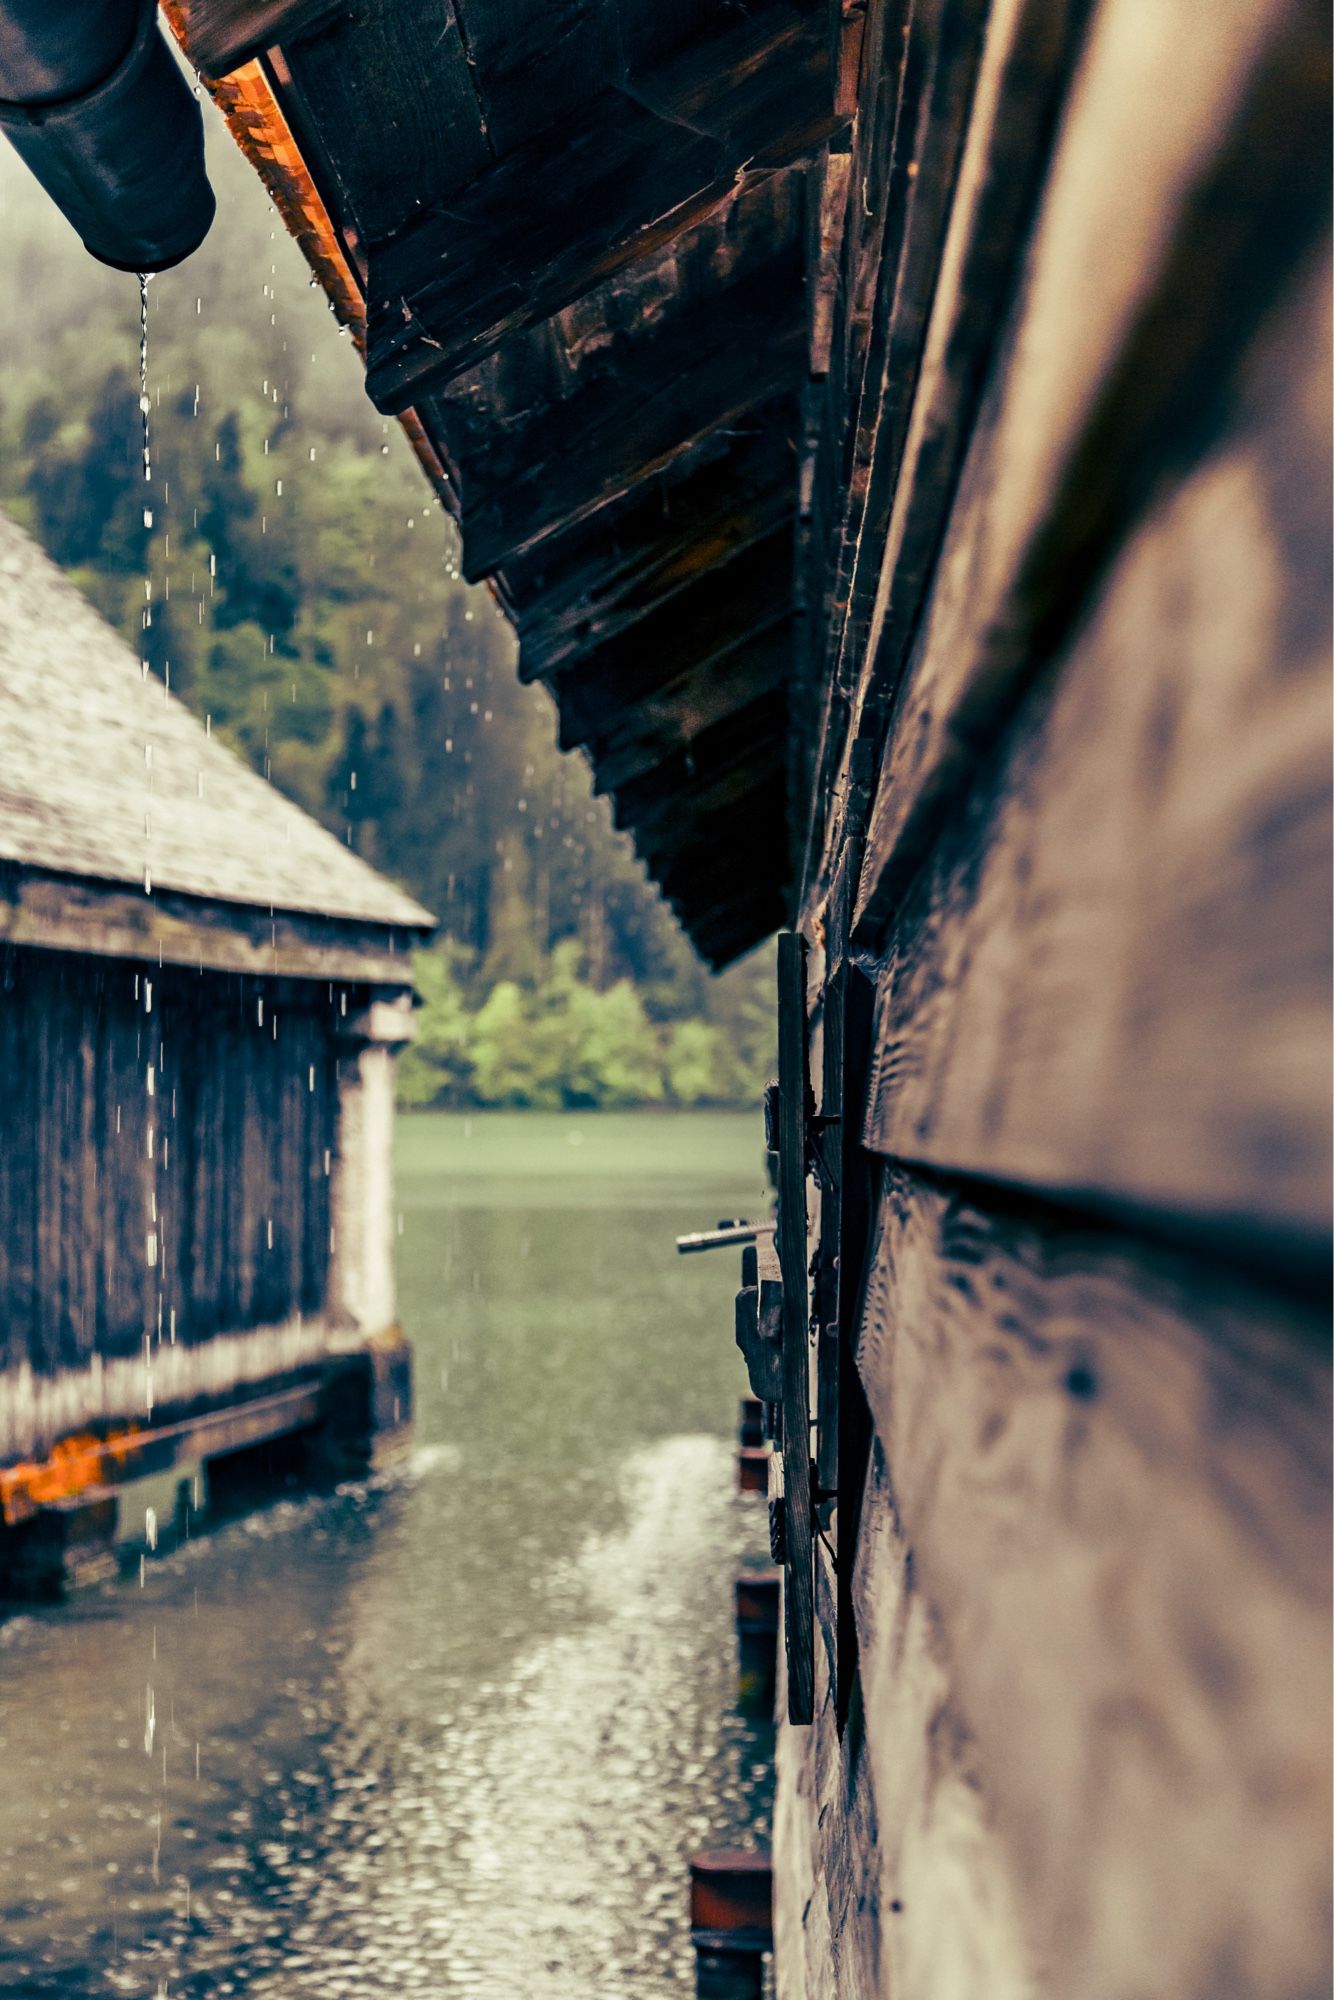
[0,862,430,985]
[171,0,835,962]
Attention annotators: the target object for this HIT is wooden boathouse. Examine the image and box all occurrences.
[91,0,1334,1993]
[0,508,431,1592]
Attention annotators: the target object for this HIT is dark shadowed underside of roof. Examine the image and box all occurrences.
[0,508,432,933]
[166,0,848,968]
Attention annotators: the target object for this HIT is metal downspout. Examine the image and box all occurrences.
[0,0,214,272]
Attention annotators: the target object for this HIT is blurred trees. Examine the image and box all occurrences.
[397,940,776,1110]
[0,116,774,1106]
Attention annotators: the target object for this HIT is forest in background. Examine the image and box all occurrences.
[0,105,774,1110]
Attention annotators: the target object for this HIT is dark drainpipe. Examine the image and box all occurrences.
[0,0,214,272]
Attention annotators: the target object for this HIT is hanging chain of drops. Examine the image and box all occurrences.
[138,272,153,501]
[138,274,156,901]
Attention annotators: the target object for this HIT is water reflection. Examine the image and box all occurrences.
[0,1112,773,1997]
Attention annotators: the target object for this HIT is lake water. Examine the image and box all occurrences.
[0,1112,775,1998]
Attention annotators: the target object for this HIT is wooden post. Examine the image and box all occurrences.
[776,931,815,1723]
[328,992,414,1337]
[737,1365,771,1494]
[0,1495,118,1601]
[689,1849,772,1999]
[734,1572,780,1713]
[736,1446,769,1495]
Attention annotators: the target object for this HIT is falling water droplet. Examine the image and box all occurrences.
[137,274,153,488]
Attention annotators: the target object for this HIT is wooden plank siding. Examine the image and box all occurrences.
[777,0,1332,1991]
[860,250,1332,1258]
[778,1169,1331,2000]
[844,0,1330,925]
[0,946,338,1379]
[363,3,840,408]
[174,0,1331,1988]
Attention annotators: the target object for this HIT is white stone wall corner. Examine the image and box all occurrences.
[327,988,414,1341]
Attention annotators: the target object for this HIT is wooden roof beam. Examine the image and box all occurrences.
[680,882,789,969]
[363,2,839,411]
[448,264,806,580]
[629,734,787,870]
[174,0,342,81]
[546,527,793,723]
[609,690,788,834]
[581,621,793,794]
[509,423,797,683]
[655,780,788,905]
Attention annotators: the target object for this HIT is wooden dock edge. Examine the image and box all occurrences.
[0,1328,413,1599]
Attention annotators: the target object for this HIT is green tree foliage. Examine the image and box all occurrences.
[397,940,775,1110]
[0,110,775,1107]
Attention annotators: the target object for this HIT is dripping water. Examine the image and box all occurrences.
[138,270,155,677]
[138,272,153,499]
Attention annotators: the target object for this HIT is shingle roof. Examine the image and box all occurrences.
[0,509,433,932]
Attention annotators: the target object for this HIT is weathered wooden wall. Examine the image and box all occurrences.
[161,0,1329,1985]
[781,0,1332,1992]
[0,944,339,1381]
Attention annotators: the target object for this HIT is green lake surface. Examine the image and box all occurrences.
[0,1111,775,1997]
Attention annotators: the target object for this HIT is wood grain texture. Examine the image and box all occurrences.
[414,170,804,470]
[861,252,1332,1255]
[450,0,614,157]
[0,869,421,984]
[852,0,1331,930]
[364,3,837,406]
[845,1164,1330,2000]
[218,4,807,956]
[176,0,342,79]
[777,931,816,1724]
[510,424,794,683]
[449,259,806,580]
[833,961,875,1733]
[816,0,993,713]
[801,0,1091,901]
[792,0,989,854]
[281,0,492,247]
[0,1317,336,1467]
[0,948,338,1378]
[775,1454,1035,2000]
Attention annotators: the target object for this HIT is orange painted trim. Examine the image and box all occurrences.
[158,7,456,511]
[0,1426,145,1527]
